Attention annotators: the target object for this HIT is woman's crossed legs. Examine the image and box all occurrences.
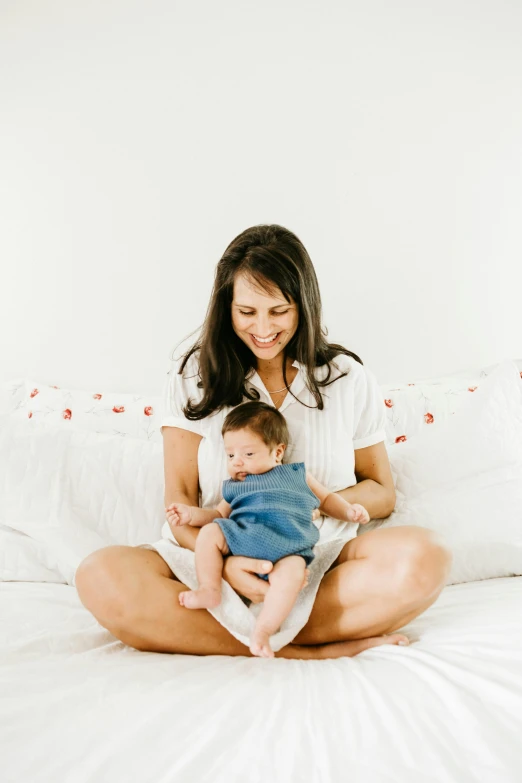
[75,525,452,659]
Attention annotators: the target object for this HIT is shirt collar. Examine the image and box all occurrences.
[246,360,333,411]
[246,359,307,407]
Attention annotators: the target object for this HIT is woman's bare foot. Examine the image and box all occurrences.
[179,587,221,609]
[250,627,274,659]
[277,633,410,659]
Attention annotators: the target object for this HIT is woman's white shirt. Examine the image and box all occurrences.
[161,352,386,544]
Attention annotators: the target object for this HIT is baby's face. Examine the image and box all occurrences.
[224,428,285,481]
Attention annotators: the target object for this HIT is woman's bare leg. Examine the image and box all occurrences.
[292,525,453,645]
[75,546,410,659]
[178,523,229,610]
[250,556,306,659]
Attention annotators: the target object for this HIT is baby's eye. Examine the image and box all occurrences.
[246,453,254,457]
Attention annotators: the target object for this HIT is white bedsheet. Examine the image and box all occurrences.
[1,577,522,783]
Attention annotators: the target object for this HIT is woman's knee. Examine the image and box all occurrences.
[75,545,165,625]
[75,547,129,623]
[396,527,453,598]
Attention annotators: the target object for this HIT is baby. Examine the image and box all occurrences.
[165,400,371,658]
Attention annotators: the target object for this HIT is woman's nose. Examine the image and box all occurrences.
[254,316,273,336]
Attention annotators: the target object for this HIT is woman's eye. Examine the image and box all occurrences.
[239,311,289,316]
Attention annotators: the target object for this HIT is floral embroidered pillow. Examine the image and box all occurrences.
[380,359,522,447]
[3,357,521,445]
[9,380,162,442]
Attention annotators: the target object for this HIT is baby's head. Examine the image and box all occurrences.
[221,401,289,481]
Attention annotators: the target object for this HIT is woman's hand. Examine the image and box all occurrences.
[223,556,310,604]
[165,502,192,528]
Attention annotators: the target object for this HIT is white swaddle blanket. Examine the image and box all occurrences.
[140,521,356,651]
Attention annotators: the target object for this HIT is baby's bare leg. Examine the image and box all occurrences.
[250,555,306,659]
[179,523,230,610]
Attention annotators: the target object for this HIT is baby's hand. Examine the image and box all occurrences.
[165,503,193,527]
[345,503,370,524]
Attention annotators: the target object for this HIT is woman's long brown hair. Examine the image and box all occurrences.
[173,224,363,420]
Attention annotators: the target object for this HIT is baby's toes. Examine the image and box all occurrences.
[250,630,275,658]
[250,641,262,657]
[250,641,274,659]
[260,643,274,659]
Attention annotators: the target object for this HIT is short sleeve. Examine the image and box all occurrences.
[160,354,204,436]
[352,363,386,450]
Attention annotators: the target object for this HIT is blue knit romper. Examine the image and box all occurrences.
[215,462,321,582]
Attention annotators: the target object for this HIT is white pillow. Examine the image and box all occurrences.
[8,379,162,442]
[0,527,67,583]
[380,358,522,447]
[371,360,522,584]
[0,415,165,584]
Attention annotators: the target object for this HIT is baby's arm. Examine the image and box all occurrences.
[306,472,370,525]
[165,498,232,529]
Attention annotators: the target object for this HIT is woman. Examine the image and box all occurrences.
[75,224,452,659]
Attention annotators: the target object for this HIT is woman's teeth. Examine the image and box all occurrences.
[251,333,280,348]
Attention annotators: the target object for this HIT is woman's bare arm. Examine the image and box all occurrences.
[306,443,395,521]
[306,472,354,521]
[162,426,202,551]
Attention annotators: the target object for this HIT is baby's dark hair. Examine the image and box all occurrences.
[221,401,289,449]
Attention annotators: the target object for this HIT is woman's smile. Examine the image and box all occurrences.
[249,332,281,349]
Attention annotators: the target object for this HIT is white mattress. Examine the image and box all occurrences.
[1,576,522,783]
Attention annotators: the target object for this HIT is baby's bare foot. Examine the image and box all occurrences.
[178,587,221,609]
[250,628,274,659]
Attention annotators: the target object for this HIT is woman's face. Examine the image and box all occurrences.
[231,273,299,362]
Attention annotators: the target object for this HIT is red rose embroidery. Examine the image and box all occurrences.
[30,388,39,398]
[424,412,434,424]
[51,386,59,389]
[520,372,522,379]
[63,409,72,420]
[407,383,415,387]
[468,386,477,393]
[93,393,102,400]
[28,411,33,419]
[395,435,407,443]
[144,406,153,416]
[112,406,125,413]
[384,399,394,408]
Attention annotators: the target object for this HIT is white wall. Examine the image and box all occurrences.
[1,0,521,393]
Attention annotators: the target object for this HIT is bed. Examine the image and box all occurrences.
[1,358,522,783]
